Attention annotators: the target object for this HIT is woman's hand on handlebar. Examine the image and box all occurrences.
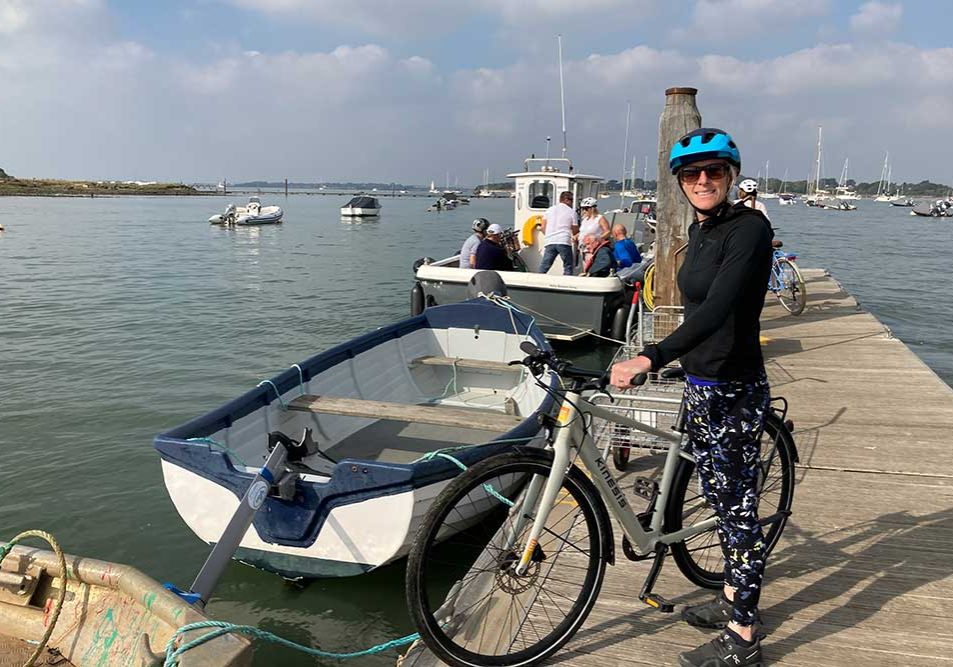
[610,355,652,389]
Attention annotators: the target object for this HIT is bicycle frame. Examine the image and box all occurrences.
[513,390,717,574]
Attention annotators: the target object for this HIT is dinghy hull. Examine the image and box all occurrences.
[155,301,556,579]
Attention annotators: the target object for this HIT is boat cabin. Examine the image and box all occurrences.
[507,157,602,272]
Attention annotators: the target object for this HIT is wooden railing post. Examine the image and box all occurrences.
[655,87,701,307]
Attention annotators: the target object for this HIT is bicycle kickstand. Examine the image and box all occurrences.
[639,546,676,613]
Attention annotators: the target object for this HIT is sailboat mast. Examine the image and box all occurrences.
[814,126,823,195]
[620,100,630,209]
[557,34,568,158]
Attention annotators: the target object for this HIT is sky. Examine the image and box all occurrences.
[0,0,950,186]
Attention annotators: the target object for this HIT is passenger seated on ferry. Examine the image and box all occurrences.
[580,234,616,277]
[611,223,642,268]
[474,224,514,271]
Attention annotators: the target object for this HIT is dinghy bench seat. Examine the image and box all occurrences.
[408,355,523,374]
[287,395,524,432]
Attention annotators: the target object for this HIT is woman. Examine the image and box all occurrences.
[576,197,611,267]
[610,128,774,667]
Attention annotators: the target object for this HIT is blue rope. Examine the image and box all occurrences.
[428,453,515,508]
[256,380,287,409]
[164,621,421,666]
[291,364,306,396]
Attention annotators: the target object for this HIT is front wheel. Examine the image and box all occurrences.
[665,412,796,590]
[773,258,807,315]
[406,451,610,667]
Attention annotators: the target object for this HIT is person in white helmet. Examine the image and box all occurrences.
[577,197,611,267]
[736,179,770,222]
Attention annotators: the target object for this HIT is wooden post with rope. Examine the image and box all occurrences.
[655,87,701,307]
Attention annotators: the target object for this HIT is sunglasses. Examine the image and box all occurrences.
[678,164,730,184]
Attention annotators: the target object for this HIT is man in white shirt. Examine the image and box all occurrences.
[736,179,770,222]
[539,190,579,275]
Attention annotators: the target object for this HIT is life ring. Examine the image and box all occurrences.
[521,215,543,246]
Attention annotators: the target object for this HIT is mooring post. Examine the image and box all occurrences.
[284,178,289,197]
[655,87,701,307]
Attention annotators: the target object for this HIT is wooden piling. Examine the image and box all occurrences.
[655,87,701,307]
[284,178,288,197]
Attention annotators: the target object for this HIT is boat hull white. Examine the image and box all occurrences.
[340,207,381,216]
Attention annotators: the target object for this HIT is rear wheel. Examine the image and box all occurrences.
[773,258,806,315]
[666,413,796,589]
[406,451,609,667]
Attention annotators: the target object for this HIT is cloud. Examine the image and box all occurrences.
[673,0,829,41]
[2,0,952,186]
[849,1,902,35]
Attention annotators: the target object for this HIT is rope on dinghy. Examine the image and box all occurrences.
[0,530,68,667]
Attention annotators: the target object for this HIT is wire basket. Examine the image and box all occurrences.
[591,394,680,460]
[637,304,684,348]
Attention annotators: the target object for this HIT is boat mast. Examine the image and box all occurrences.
[877,151,889,197]
[839,158,849,188]
[814,126,823,195]
[557,34,568,159]
[765,160,770,194]
[620,100,630,209]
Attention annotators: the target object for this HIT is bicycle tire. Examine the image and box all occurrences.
[642,263,656,312]
[406,450,610,667]
[773,258,806,315]
[665,412,796,590]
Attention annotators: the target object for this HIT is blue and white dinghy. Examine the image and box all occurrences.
[154,301,557,579]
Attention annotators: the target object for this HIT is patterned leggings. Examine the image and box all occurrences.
[684,374,770,627]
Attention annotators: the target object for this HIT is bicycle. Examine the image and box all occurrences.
[405,342,797,667]
[768,243,806,315]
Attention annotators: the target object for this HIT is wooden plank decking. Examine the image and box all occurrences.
[399,268,953,666]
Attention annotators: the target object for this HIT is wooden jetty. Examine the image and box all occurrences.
[399,267,953,666]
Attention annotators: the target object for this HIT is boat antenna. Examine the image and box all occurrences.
[557,34,568,158]
[545,136,552,168]
[620,100,630,208]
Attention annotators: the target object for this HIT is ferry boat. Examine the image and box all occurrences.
[411,157,639,341]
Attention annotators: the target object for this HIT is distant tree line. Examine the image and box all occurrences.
[0,167,10,180]
[234,181,424,190]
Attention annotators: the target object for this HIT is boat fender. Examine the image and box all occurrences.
[610,304,630,343]
[467,271,508,299]
[521,215,543,246]
[411,282,425,316]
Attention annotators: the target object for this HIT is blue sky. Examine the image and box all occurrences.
[1,0,950,185]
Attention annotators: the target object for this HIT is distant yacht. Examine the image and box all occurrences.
[428,180,440,195]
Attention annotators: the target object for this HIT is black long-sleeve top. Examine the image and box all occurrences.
[474,239,514,272]
[639,202,773,381]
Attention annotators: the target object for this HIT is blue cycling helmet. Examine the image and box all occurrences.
[669,128,741,174]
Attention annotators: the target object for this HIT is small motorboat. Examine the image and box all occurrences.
[0,541,251,665]
[209,197,283,225]
[155,300,557,579]
[890,199,915,207]
[340,195,381,217]
[912,201,952,217]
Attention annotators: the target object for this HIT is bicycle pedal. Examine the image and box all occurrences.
[640,593,675,613]
[633,477,658,501]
